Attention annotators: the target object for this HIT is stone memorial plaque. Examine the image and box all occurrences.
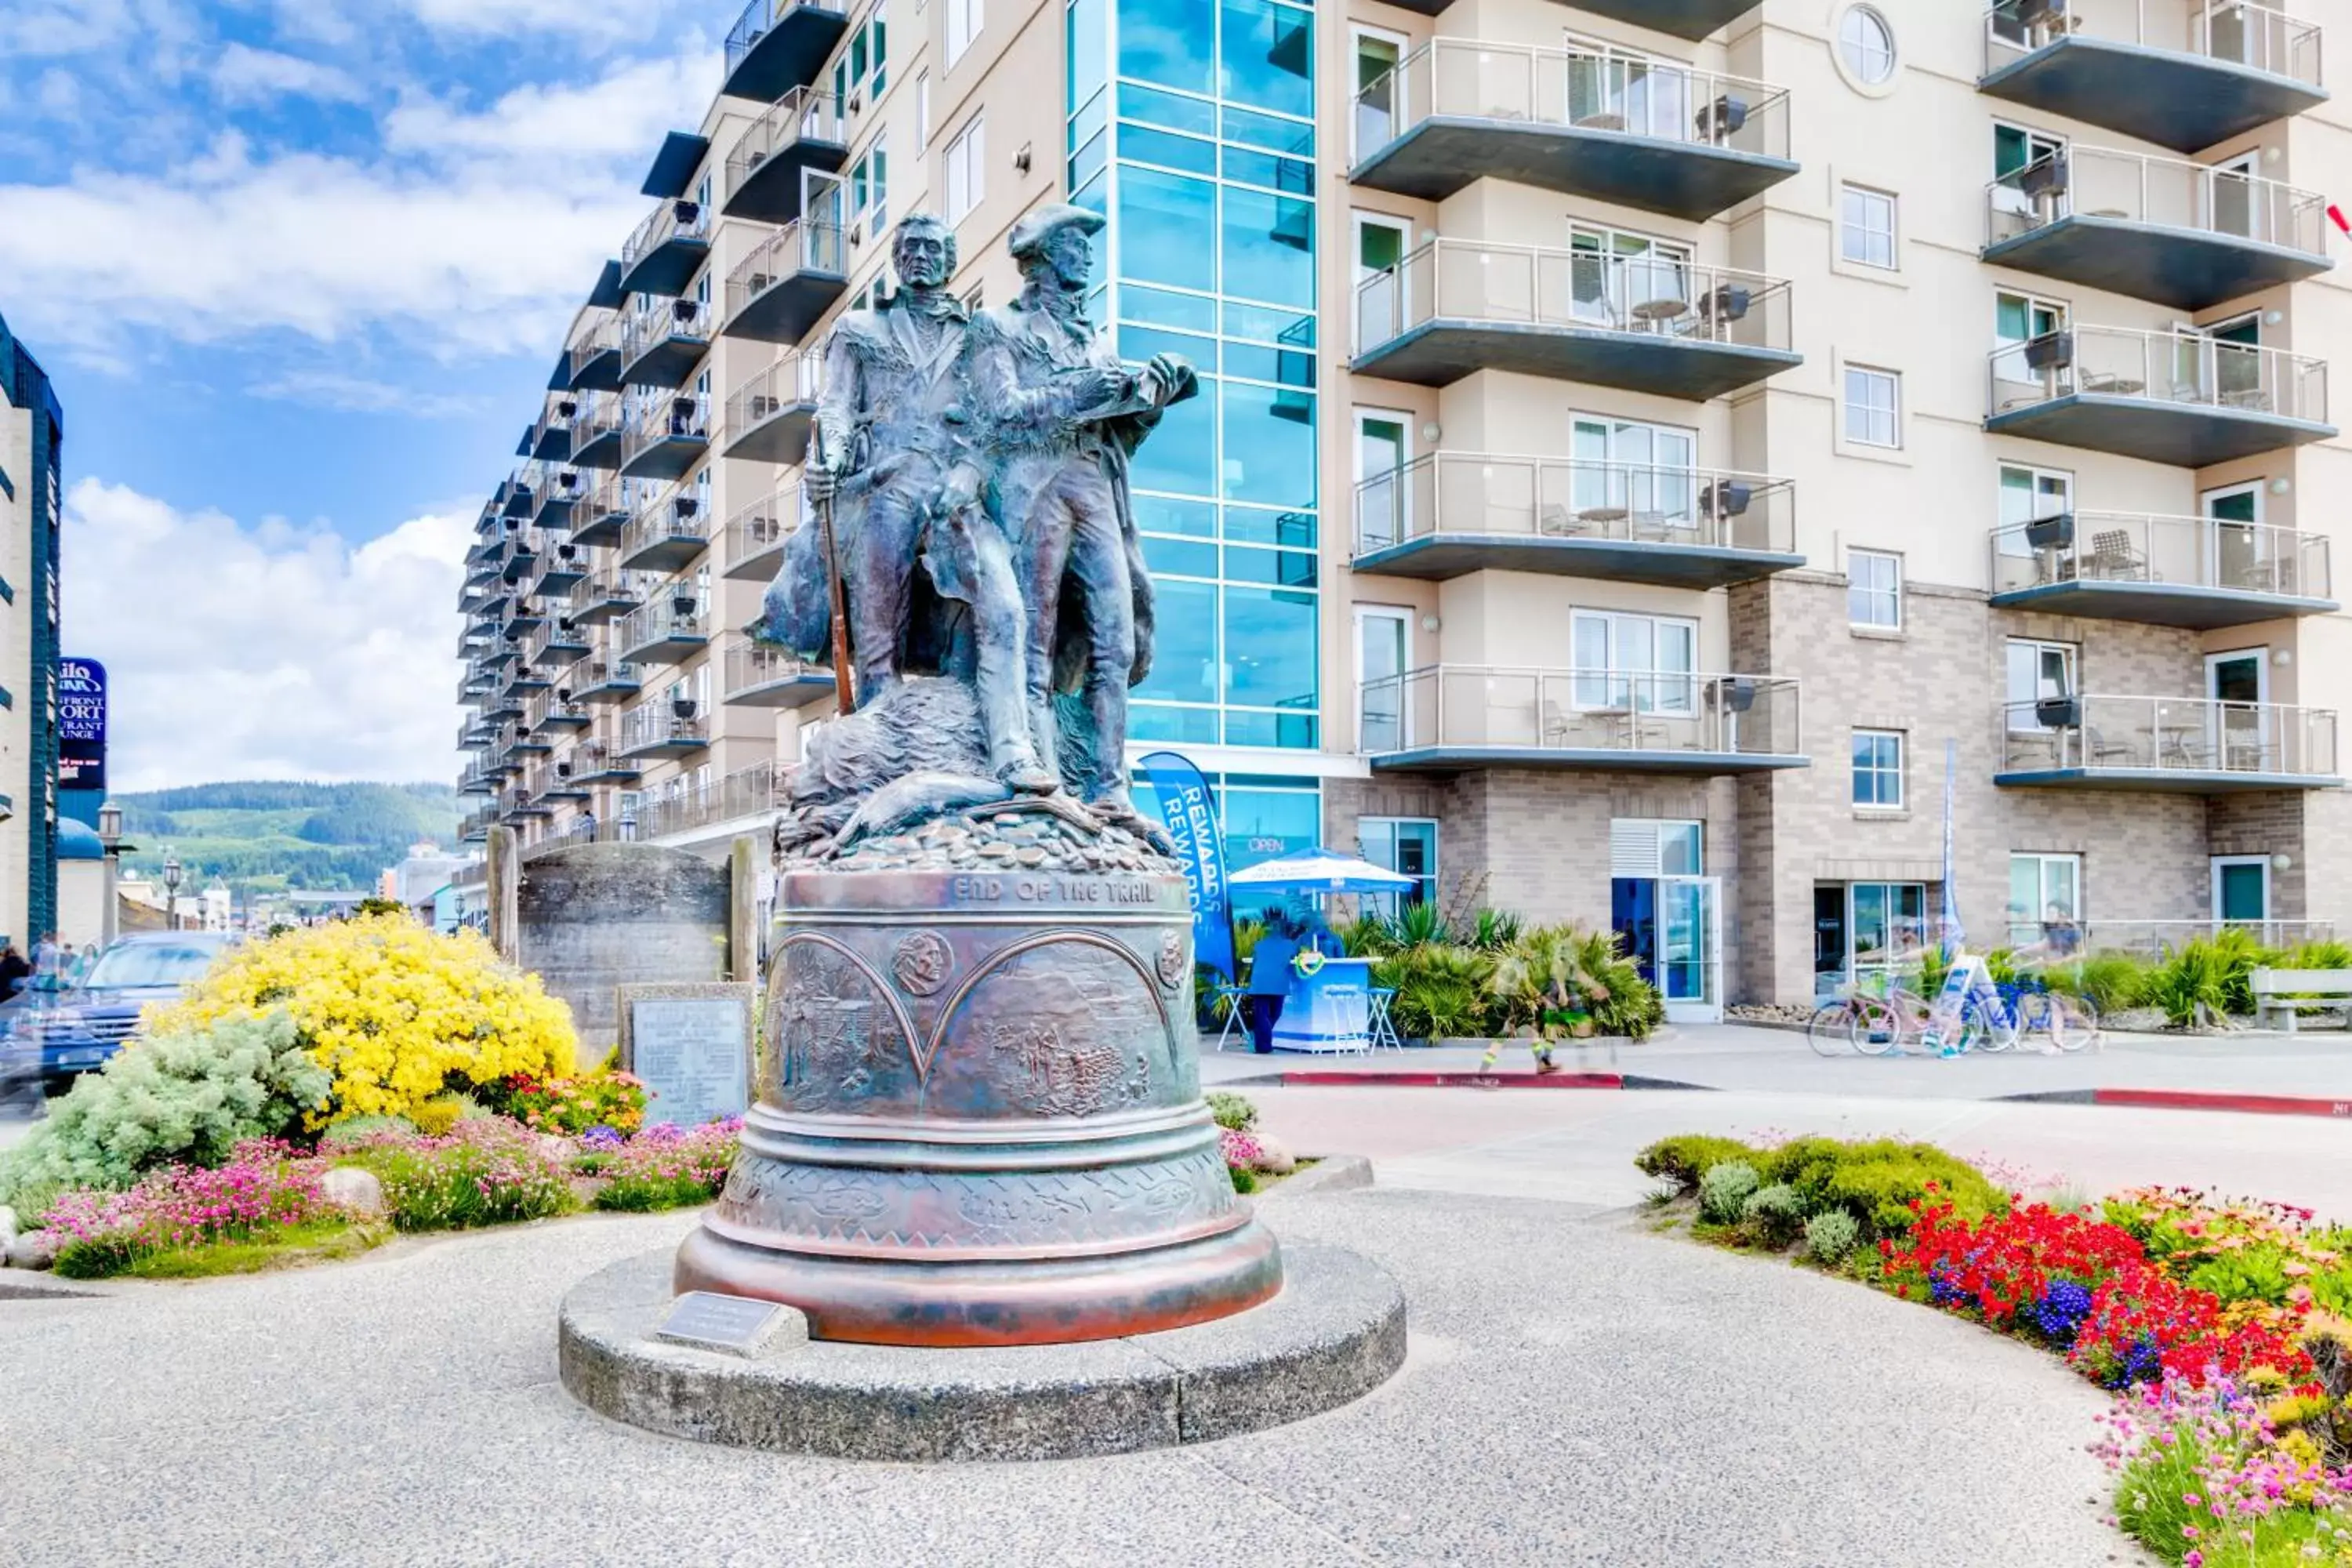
[655,1291,795,1357]
[619,982,754,1128]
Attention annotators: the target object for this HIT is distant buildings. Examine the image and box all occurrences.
[0,310,61,950]
[381,840,477,925]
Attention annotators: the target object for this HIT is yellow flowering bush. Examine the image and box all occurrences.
[147,916,579,1123]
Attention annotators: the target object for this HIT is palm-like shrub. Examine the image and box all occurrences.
[147,915,578,1123]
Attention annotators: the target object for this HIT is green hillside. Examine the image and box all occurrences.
[113,782,463,895]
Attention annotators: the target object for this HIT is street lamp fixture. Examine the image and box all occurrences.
[163,851,184,931]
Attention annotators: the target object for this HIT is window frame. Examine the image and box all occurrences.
[944,114,985,223]
[1842,364,1901,448]
[2005,637,2078,731]
[1846,547,1903,630]
[913,70,931,154]
[1569,608,1700,715]
[1838,183,1897,270]
[1357,816,1438,916]
[1838,5,1896,85]
[1851,728,1905,809]
[946,0,983,66]
[2009,851,2084,947]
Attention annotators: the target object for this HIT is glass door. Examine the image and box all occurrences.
[1352,31,1403,154]
[2208,151,2260,240]
[2207,648,2269,772]
[2213,856,2270,926]
[2202,482,2265,594]
[1355,213,1408,353]
[2205,313,2263,407]
[1998,463,2073,565]
[1660,876,1722,1022]
[1570,417,1697,537]
[1356,607,1410,752]
[1356,412,1410,550]
[1994,291,2068,397]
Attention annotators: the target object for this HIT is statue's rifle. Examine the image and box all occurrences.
[813,425,857,717]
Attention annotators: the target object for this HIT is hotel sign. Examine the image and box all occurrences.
[58,657,105,792]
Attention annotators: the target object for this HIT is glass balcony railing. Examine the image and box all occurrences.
[1985,0,2322,90]
[619,697,713,757]
[1359,666,1802,762]
[1990,510,2331,603]
[721,632,826,701]
[564,317,623,387]
[723,87,845,221]
[619,393,712,478]
[1356,452,1795,561]
[724,0,848,100]
[1998,695,2338,782]
[1988,324,2328,424]
[615,597,710,662]
[617,479,713,571]
[1354,40,1792,216]
[1356,241,1794,360]
[723,220,848,340]
[723,485,807,578]
[1988,146,2326,256]
[621,197,713,276]
[720,350,824,462]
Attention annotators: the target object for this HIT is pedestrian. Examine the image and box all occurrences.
[0,942,27,1000]
[1245,910,1302,1054]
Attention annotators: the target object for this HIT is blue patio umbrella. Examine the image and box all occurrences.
[1228,847,1417,895]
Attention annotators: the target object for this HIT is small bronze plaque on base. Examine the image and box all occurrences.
[655,1291,804,1358]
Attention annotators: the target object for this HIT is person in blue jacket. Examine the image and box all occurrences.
[1244,909,1303,1054]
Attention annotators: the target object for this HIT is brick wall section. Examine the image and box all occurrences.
[2208,792,2310,920]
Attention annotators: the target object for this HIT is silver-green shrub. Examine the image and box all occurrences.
[1805,1209,1862,1266]
[1741,1182,1806,1247]
[0,1011,331,1208]
[1698,1160,1760,1224]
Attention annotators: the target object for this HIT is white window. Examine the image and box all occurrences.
[1356,605,1410,751]
[1839,5,1896,84]
[1996,463,2073,561]
[2005,637,2077,731]
[1852,729,1904,808]
[945,115,985,223]
[1842,365,1900,448]
[1358,818,1436,916]
[1847,549,1901,629]
[2009,852,2082,948]
[913,71,931,154]
[946,0,982,64]
[1839,184,1896,268]
[1570,610,1698,713]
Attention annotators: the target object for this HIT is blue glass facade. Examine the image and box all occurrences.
[1066,0,1320,755]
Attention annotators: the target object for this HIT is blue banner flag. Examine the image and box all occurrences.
[1940,738,1963,956]
[1139,750,1236,983]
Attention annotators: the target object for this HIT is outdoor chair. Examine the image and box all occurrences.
[1536,503,1580,536]
[2085,529,2147,581]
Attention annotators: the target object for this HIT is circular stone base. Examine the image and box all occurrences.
[559,1242,1406,1461]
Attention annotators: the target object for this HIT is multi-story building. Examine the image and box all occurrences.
[456,0,2351,1017]
[0,310,62,950]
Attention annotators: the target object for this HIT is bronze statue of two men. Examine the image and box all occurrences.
[759,205,1196,839]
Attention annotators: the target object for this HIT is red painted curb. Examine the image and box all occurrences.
[1276,1071,1625,1090]
[2094,1088,2352,1119]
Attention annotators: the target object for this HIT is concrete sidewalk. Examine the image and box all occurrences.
[1201,1020,2352,1107]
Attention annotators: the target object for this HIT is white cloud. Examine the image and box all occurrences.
[61,478,470,789]
[0,48,717,362]
[396,0,703,43]
[211,42,365,106]
[245,369,482,416]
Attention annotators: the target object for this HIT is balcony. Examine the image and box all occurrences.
[529,469,585,532]
[619,394,711,482]
[722,0,850,103]
[570,476,630,546]
[641,761,784,839]
[721,88,848,223]
[570,739,644,786]
[504,659,553,697]
[618,198,713,299]
[721,632,833,706]
[573,655,644,706]
[619,698,713,760]
[721,220,848,345]
[1995,695,2339,791]
[1989,511,2335,628]
[459,808,494,843]
[1984,147,2332,310]
[568,568,645,626]
[622,296,714,390]
[459,767,499,798]
[527,691,593,734]
[528,398,574,463]
[1355,453,1799,588]
[526,615,592,669]
[1359,666,1806,775]
[481,688,526,723]
[541,755,594,803]
[1354,242,1799,397]
[1352,42,1795,221]
[506,720,554,756]
[1984,325,2333,465]
[503,787,554,821]
[616,597,711,665]
[497,473,534,520]
[720,350,823,464]
[1980,0,2326,154]
[618,485,713,573]
[566,318,626,393]
[722,486,805,580]
[568,395,626,470]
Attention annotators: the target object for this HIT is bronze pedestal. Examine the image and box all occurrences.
[675,866,1282,1346]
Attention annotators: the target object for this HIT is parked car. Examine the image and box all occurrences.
[0,932,237,1101]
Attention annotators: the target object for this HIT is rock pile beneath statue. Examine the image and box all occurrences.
[774,675,1170,870]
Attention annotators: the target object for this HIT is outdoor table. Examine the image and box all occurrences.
[1270,957,1374,1054]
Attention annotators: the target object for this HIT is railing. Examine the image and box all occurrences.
[724,484,808,571]
[725,220,847,321]
[575,653,643,693]
[1991,510,2330,600]
[529,394,578,452]
[725,350,823,442]
[1354,38,1791,164]
[571,392,623,450]
[641,760,784,839]
[528,466,585,521]
[1984,0,2323,89]
[615,597,710,655]
[1987,146,2327,252]
[623,294,714,365]
[726,0,835,82]
[722,631,818,697]
[571,739,637,779]
[522,621,585,671]
[622,195,713,274]
[725,87,844,200]
[1358,666,1801,757]
[1356,452,1794,557]
[1356,240,1794,359]
[2060,917,2336,956]
[1999,695,2338,778]
[619,393,711,467]
[619,699,713,756]
[564,316,622,383]
[527,690,592,730]
[568,567,646,617]
[1988,323,2328,425]
[618,479,713,560]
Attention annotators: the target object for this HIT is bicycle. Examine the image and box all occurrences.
[1851,982,1936,1056]
[1958,974,2101,1054]
[1807,985,1900,1056]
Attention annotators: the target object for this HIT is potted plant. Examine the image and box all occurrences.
[2024,512,2074,551]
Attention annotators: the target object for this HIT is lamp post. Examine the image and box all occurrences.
[163,851,183,931]
[96,801,130,946]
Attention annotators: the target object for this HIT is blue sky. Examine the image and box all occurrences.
[0,0,725,789]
